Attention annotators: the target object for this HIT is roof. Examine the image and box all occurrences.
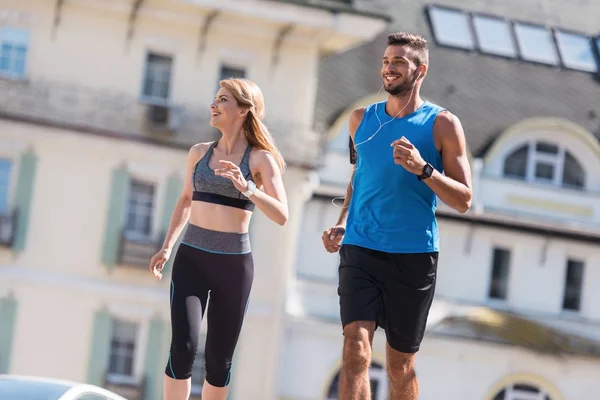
[313,0,600,157]
[428,307,600,359]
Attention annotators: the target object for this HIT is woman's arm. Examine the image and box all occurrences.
[245,150,289,226]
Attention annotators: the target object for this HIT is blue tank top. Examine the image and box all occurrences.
[342,100,445,253]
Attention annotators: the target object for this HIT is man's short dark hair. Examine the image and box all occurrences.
[387,32,429,66]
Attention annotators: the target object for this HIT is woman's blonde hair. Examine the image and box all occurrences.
[219,78,286,173]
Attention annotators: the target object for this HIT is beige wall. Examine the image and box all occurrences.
[0,0,390,398]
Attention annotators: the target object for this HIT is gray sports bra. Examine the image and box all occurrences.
[191,141,256,211]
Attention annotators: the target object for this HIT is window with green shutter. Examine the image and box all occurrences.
[102,166,185,271]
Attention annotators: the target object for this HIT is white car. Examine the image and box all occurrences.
[0,375,129,400]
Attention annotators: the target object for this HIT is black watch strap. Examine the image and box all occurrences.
[418,163,434,181]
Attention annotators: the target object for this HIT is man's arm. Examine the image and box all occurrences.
[335,168,355,227]
[424,111,472,213]
[322,107,364,253]
[335,107,364,227]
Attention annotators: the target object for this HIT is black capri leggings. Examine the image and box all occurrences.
[165,224,253,387]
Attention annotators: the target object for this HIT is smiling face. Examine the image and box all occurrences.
[209,87,247,129]
[381,45,423,96]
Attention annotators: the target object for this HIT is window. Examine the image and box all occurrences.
[107,320,138,381]
[190,336,207,395]
[513,23,559,65]
[492,383,553,400]
[554,31,597,72]
[502,141,585,189]
[562,259,584,311]
[217,64,246,93]
[326,362,388,399]
[503,144,528,179]
[142,53,173,101]
[0,27,29,78]
[219,64,246,81]
[124,180,155,240]
[428,7,474,50]
[0,159,12,214]
[489,248,510,300]
[472,16,516,57]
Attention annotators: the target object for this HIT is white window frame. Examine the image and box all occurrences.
[107,319,139,382]
[526,141,564,186]
[140,51,174,105]
[105,303,151,386]
[504,140,585,188]
[123,161,169,243]
[124,179,156,241]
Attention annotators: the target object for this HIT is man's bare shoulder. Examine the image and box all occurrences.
[349,107,367,138]
[434,110,462,133]
[434,110,466,141]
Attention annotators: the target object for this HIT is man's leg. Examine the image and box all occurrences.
[339,321,376,400]
[337,245,383,400]
[382,252,438,400]
[386,342,418,400]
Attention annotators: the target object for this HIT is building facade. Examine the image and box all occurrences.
[0,1,388,399]
[283,0,600,399]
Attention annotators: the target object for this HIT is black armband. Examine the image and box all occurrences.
[349,136,357,165]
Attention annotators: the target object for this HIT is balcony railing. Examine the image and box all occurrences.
[118,230,162,268]
[0,77,326,168]
[477,175,600,225]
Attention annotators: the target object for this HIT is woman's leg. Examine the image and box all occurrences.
[163,244,209,400]
[201,252,254,400]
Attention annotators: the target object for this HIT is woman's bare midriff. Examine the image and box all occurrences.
[189,201,252,233]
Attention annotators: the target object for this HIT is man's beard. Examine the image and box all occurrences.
[384,71,418,96]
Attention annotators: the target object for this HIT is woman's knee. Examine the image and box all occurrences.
[165,339,200,380]
[204,358,233,387]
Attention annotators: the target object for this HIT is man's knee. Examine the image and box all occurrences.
[386,349,416,382]
[342,321,375,374]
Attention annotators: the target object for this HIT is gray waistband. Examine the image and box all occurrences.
[181,224,251,254]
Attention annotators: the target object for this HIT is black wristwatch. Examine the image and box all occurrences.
[417,163,434,181]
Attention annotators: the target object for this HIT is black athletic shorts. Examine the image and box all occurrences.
[338,244,438,353]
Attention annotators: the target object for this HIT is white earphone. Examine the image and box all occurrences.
[332,68,423,209]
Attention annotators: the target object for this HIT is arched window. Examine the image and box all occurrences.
[502,140,585,189]
[492,382,554,400]
[326,362,388,399]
